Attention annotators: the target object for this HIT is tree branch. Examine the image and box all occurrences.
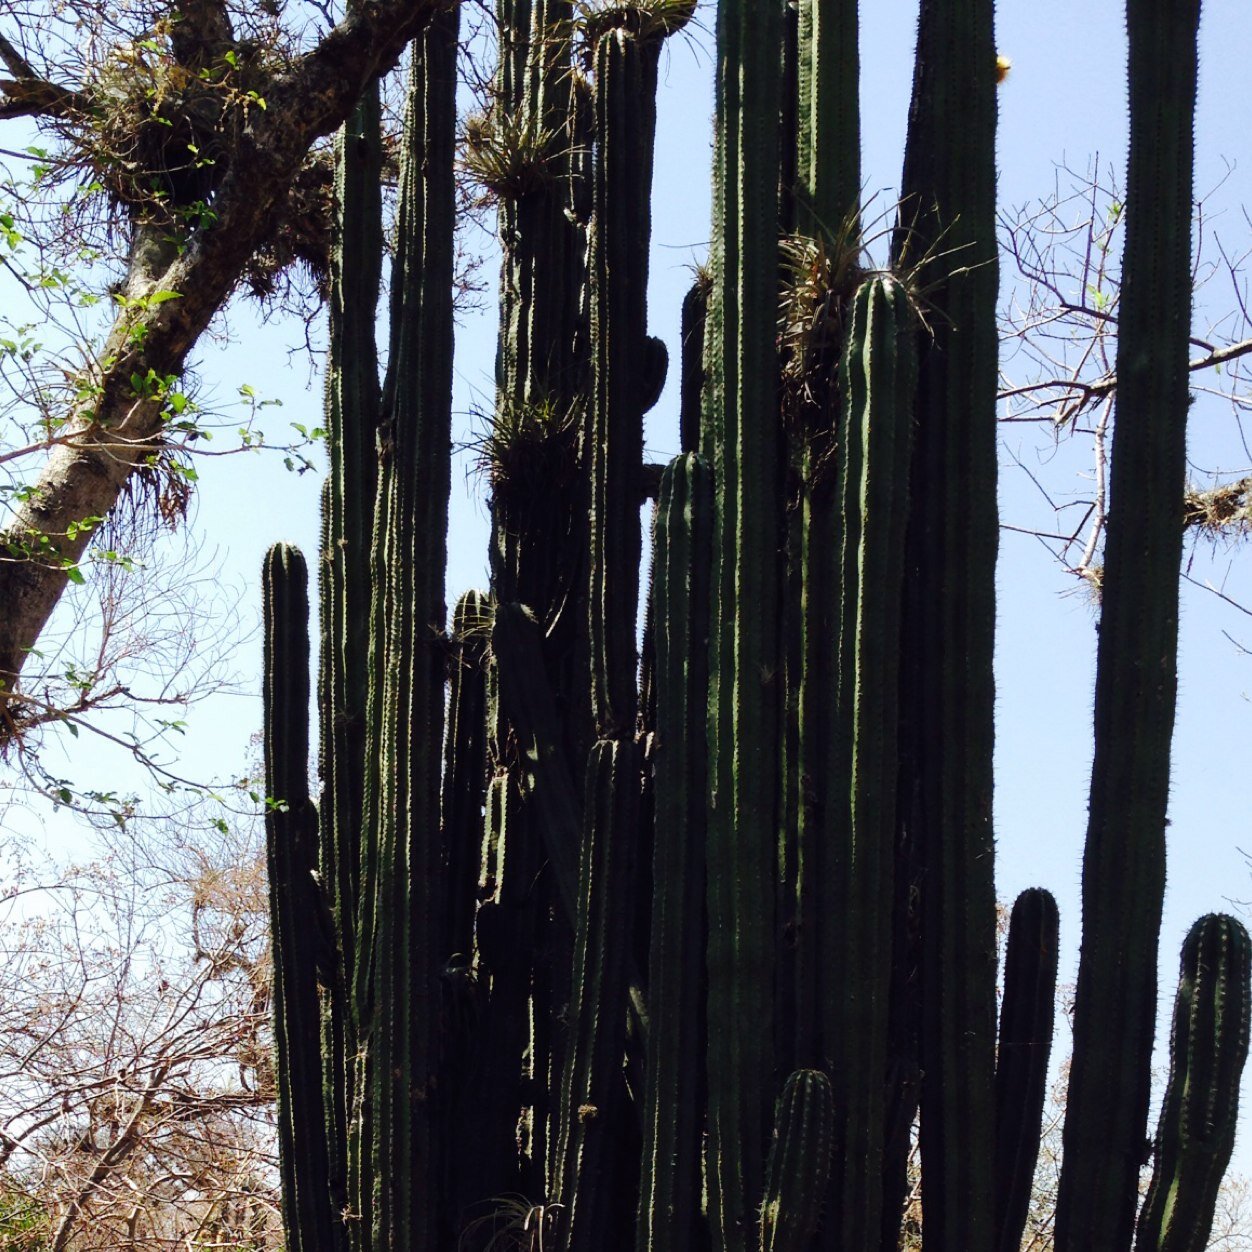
[0,0,450,723]
[0,76,91,120]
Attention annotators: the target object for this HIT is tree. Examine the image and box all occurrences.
[0,0,449,729]
[0,803,281,1251]
[997,160,1252,597]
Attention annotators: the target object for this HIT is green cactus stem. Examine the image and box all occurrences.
[679,272,710,455]
[702,0,785,1241]
[350,11,458,1246]
[588,25,664,739]
[891,0,1000,1244]
[264,543,339,1252]
[636,453,713,1252]
[1056,2,1201,1247]
[1135,914,1251,1252]
[819,272,915,1249]
[994,889,1060,1252]
[318,67,384,1250]
[442,589,491,964]
[554,738,639,1248]
[794,0,859,241]
[759,1069,835,1252]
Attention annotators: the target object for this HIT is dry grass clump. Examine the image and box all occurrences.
[1184,477,1252,539]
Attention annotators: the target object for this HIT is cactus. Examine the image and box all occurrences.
[258,2,1249,1251]
[1136,915,1252,1252]
[263,544,339,1252]
[553,738,639,1248]
[995,889,1060,1252]
[702,0,785,1242]
[636,453,712,1252]
[759,1069,835,1252]
[891,0,1001,1245]
[820,272,916,1248]
[1057,1,1203,1246]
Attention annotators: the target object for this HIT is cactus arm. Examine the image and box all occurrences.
[1135,914,1252,1252]
[679,274,711,456]
[1056,2,1201,1246]
[994,889,1060,1252]
[263,543,339,1252]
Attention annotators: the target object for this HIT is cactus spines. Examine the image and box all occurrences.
[759,1069,835,1252]
[1057,2,1202,1247]
[263,543,339,1252]
[994,888,1060,1252]
[1135,915,1252,1252]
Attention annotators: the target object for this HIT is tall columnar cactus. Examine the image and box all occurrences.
[318,66,384,1252]
[702,0,785,1242]
[891,0,1000,1246]
[1136,914,1252,1252]
[820,272,916,1249]
[636,453,712,1252]
[263,544,339,1252]
[258,2,1249,1251]
[553,737,639,1248]
[1056,1,1202,1246]
[354,13,458,1246]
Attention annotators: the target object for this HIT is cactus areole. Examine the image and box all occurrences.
[259,1,1250,1250]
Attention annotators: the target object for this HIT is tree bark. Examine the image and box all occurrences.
[0,0,448,725]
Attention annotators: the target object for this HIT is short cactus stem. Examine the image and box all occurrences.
[994,889,1060,1252]
[759,1069,835,1252]
[555,738,639,1248]
[1135,914,1251,1252]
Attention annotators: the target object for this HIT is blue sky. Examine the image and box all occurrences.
[10,0,1252,1187]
